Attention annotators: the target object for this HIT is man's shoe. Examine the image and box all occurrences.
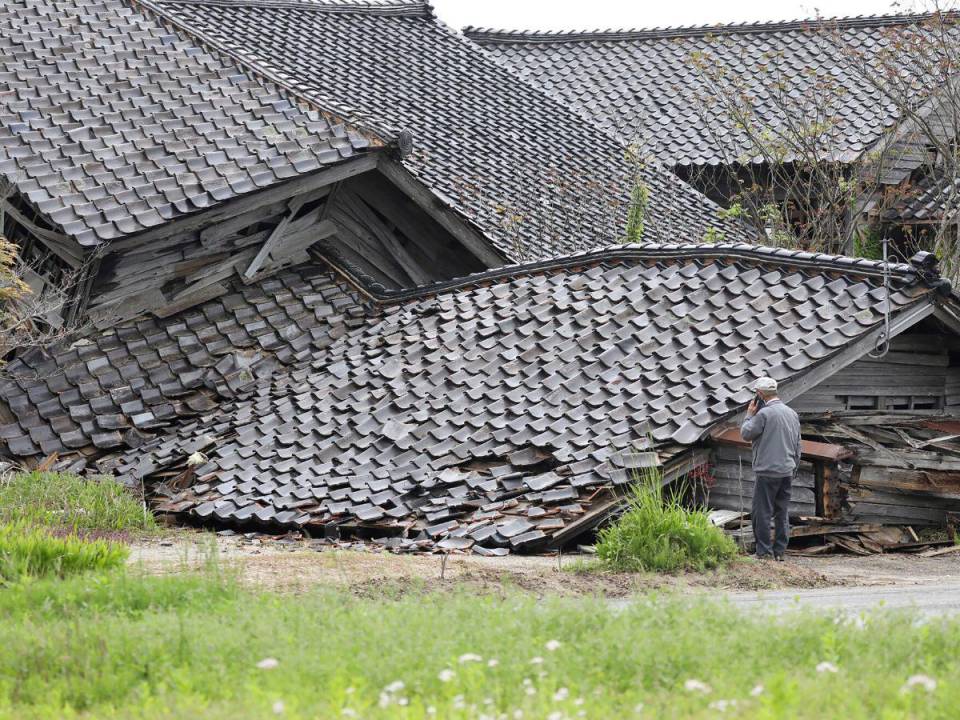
[774,554,785,562]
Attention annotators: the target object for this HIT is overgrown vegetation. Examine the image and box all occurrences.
[596,469,738,572]
[0,471,156,534]
[0,566,957,719]
[0,521,127,582]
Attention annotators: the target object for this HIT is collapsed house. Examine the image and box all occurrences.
[2,0,960,554]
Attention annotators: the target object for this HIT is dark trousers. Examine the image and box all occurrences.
[752,475,792,557]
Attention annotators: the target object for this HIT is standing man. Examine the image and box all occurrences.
[740,377,801,561]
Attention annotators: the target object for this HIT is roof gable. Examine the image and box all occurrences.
[0,0,379,246]
[147,0,748,259]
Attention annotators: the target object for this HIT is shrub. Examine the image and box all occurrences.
[596,468,738,572]
[0,471,156,533]
[0,522,128,582]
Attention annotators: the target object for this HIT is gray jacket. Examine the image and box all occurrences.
[740,399,801,478]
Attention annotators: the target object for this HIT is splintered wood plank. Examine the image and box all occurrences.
[244,197,307,279]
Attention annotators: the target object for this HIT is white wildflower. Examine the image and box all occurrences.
[634,702,645,714]
[439,669,456,682]
[815,662,838,674]
[522,678,533,686]
[547,713,563,720]
[459,653,483,664]
[708,699,737,712]
[256,658,279,670]
[384,680,405,694]
[684,679,712,694]
[545,640,562,652]
[453,695,466,709]
[530,656,545,665]
[378,693,391,709]
[749,684,764,697]
[398,697,409,707]
[513,710,524,719]
[902,674,937,693]
[345,687,355,695]
[553,687,570,701]
[488,658,500,667]
[426,707,437,716]
[484,697,494,705]
[341,710,357,718]
[525,686,537,696]
[574,697,585,705]
[272,700,285,715]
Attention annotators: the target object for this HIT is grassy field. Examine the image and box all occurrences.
[0,561,958,719]
[0,472,156,534]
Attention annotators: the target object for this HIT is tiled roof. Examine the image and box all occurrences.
[146,0,748,260]
[88,243,939,549]
[883,173,960,223]
[0,0,379,246]
[465,14,938,167]
[0,261,371,464]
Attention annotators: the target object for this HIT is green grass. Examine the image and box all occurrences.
[0,472,156,534]
[0,521,128,582]
[596,470,738,572]
[0,568,957,719]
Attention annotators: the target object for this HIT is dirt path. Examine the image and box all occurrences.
[127,531,960,598]
[719,582,960,616]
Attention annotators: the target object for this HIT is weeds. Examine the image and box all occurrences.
[0,567,958,719]
[0,472,156,534]
[596,468,738,572]
[0,521,128,582]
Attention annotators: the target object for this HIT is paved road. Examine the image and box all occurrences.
[724,582,960,617]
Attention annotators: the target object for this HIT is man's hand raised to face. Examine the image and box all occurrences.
[747,398,759,417]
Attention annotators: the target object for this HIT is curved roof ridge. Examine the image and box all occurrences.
[328,242,927,304]
[463,11,952,44]
[159,0,432,16]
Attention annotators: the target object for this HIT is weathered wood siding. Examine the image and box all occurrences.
[793,331,954,412]
[703,445,817,518]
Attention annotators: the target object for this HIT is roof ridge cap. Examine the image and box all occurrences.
[332,243,922,305]
[463,11,955,44]
[157,0,433,16]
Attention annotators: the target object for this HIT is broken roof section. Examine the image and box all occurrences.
[465,14,935,168]
[0,261,371,463]
[146,0,747,258]
[86,243,949,551]
[0,0,382,246]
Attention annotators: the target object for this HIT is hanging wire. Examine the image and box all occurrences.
[868,235,891,359]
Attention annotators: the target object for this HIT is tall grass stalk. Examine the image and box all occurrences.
[596,466,738,572]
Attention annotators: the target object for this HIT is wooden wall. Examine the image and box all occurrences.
[793,329,959,412]
[701,445,818,518]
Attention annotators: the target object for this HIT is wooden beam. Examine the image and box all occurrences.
[244,196,307,279]
[109,154,379,251]
[337,190,430,284]
[377,158,505,268]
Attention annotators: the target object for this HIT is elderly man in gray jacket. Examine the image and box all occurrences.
[740,377,801,561]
